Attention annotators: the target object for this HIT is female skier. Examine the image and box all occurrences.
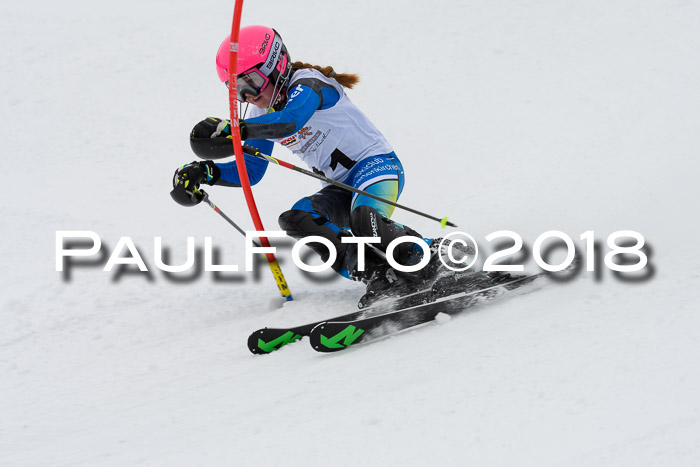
[172,25,446,302]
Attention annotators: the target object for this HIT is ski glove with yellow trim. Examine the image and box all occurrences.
[170,160,221,206]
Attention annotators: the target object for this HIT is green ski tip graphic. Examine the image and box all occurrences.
[257,331,301,353]
[319,325,365,349]
[440,217,449,228]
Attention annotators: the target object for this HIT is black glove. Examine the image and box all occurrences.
[174,160,221,186]
[190,117,248,159]
[191,117,232,139]
[170,160,221,207]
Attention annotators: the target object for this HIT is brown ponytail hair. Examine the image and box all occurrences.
[291,61,360,89]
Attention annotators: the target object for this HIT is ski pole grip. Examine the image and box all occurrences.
[242,144,261,157]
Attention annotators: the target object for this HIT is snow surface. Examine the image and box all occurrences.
[2,0,700,466]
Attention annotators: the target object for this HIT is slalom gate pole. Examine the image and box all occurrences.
[242,145,457,228]
[228,0,292,301]
[202,192,290,296]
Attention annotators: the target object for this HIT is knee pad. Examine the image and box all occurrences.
[279,209,311,238]
[278,208,350,273]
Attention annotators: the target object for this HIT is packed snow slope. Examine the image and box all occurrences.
[2,0,699,466]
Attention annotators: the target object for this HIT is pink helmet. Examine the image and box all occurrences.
[216,25,292,102]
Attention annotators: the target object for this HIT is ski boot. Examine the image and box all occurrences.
[408,237,484,297]
[414,237,477,281]
[357,262,410,309]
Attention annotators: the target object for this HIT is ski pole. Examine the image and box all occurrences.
[200,190,255,243]
[242,145,457,228]
[200,189,293,301]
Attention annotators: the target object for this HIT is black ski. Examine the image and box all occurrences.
[308,273,546,353]
[247,286,435,354]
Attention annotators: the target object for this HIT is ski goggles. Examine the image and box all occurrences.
[227,68,270,103]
